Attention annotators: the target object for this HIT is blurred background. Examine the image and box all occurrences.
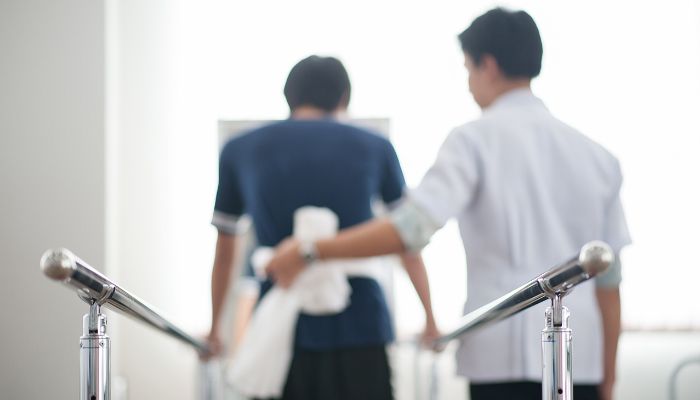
[1,0,699,399]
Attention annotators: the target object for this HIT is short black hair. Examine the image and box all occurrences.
[458,8,543,79]
[283,56,351,112]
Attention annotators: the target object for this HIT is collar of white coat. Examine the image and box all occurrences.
[483,88,547,115]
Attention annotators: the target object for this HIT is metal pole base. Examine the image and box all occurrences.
[542,296,572,400]
[80,302,110,400]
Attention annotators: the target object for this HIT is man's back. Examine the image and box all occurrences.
[215,119,405,247]
[461,89,624,286]
[214,118,405,350]
[411,89,630,381]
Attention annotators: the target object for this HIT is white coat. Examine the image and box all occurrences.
[410,89,631,383]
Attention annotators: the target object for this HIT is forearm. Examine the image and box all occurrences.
[314,197,442,260]
[210,264,231,334]
[316,217,406,259]
[596,287,621,385]
[266,202,441,288]
[210,234,236,334]
[400,252,436,326]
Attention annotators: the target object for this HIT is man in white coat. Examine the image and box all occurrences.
[266,8,631,400]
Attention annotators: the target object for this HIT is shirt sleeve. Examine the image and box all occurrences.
[595,253,622,288]
[602,164,632,253]
[379,141,407,209]
[212,147,245,235]
[389,198,442,251]
[409,128,481,228]
[594,163,631,288]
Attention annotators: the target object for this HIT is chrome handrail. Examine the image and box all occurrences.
[41,248,208,354]
[436,241,614,344]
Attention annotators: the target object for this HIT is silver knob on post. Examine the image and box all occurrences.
[578,240,614,278]
[40,248,77,281]
[42,249,111,399]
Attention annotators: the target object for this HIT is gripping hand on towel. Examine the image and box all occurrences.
[266,237,306,288]
[267,217,407,289]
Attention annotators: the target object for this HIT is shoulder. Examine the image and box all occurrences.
[555,119,622,174]
[443,121,485,151]
[338,121,391,143]
[220,121,287,156]
[587,138,623,185]
[538,118,625,193]
[328,121,397,157]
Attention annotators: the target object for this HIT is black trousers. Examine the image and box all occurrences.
[470,381,599,400]
[255,346,393,400]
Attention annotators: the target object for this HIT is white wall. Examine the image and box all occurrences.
[0,0,106,399]
[110,1,215,398]
[616,332,700,400]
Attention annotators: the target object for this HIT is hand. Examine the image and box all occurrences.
[421,320,445,352]
[598,379,615,400]
[199,332,223,361]
[265,237,306,288]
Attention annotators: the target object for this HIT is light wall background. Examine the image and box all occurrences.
[0,1,106,399]
[2,0,700,399]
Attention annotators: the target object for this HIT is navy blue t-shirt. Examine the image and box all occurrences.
[213,119,405,349]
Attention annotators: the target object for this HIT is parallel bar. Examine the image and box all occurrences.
[436,241,613,344]
[41,248,208,354]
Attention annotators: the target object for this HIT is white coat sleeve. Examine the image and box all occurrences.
[595,162,631,288]
[409,128,481,228]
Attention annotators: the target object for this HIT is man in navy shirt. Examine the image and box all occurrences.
[206,56,438,400]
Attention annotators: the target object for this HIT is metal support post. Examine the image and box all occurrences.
[541,294,572,400]
[78,285,114,400]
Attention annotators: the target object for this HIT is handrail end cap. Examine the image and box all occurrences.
[579,241,614,277]
[40,248,77,281]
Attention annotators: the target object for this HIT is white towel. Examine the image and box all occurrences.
[226,207,380,398]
